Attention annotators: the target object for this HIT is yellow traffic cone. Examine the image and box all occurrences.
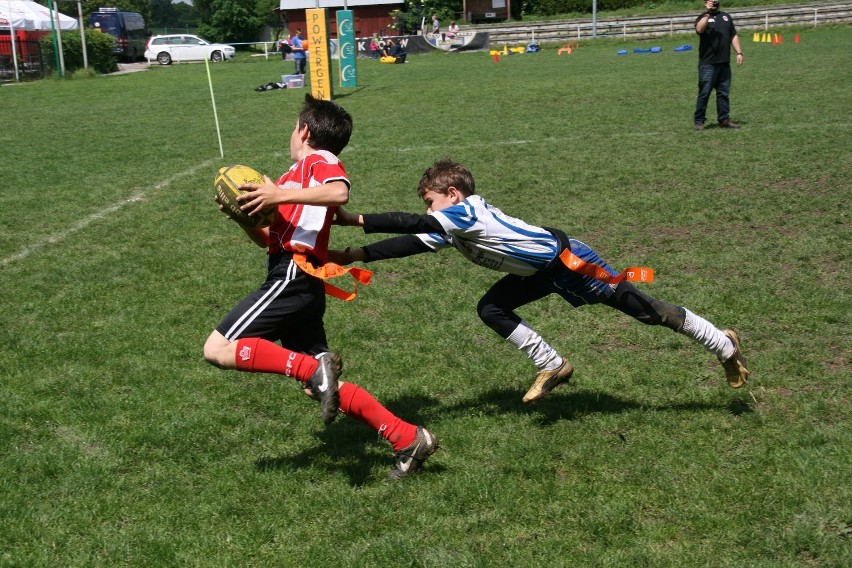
[753,32,760,42]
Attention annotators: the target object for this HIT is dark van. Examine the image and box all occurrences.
[89,7,148,61]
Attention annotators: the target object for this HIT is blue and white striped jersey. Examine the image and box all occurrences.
[418,195,559,276]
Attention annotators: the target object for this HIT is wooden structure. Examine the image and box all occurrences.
[276,0,404,39]
[463,0,510,23]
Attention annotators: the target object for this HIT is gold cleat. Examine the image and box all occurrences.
[721,329,749,388]
[523,359,574,403]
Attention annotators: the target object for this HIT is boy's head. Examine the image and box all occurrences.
[417,159,475,199]
[297,94,352,156]
[417,159,476,213]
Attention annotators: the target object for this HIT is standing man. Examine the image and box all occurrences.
[290,29,307,75]
[694,0,743,131]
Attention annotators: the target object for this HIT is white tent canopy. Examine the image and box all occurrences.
[0,0,79,31]
[1,1,79,82]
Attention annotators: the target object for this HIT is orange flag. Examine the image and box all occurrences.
[559,249,654,284]
[293,254,373,301]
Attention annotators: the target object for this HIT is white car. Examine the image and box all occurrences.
[144,34,235,65]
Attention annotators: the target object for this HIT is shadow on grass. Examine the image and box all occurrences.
[442,387,753,426]
[254,393,445,487]
[253,390,749,485]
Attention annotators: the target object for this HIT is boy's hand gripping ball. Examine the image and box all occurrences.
[214,165,276,228]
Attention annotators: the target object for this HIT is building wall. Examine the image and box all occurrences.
[278,5,401,39]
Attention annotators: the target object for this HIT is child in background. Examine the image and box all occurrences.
[447,20,460,39]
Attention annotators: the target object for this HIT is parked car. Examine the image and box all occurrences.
[89,8,148,62]
[144,35,235,65]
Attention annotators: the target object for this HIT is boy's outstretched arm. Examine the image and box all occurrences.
[329,235,433,265]
[363,235,434,261]
[333,206,443,235]
[331,206,444,265]
[363,212,442,235]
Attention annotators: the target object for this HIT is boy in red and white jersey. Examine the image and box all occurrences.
[203,95,437,480]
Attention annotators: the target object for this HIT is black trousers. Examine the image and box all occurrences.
[477,274,686,339]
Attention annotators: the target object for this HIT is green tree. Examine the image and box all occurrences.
[254,0,280,28]
[391,0,460,34]
[148,0,175,27]
[171,2,200,28]
[193,0,268,43]
[146,0,200,29]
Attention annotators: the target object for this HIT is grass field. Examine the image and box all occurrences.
[1,26,850,567]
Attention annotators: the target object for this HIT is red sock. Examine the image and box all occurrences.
[339,383,417,452]
[234,338,318,383]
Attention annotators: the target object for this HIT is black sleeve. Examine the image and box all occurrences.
[361,235,434,262]
[362,212,445,235]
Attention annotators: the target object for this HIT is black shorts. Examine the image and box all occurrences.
[215,252,328,355]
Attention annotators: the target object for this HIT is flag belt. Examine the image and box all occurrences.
[558,249,654,284]
[293,253,373,301]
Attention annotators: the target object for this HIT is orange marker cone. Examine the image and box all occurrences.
[778,34,783,44]
[795,33,800,43]
[493,53,499,63]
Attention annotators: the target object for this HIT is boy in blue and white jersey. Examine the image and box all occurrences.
[332,159,749,402]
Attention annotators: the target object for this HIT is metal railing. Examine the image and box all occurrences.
[475,1,852,43]
[0,40,48,82]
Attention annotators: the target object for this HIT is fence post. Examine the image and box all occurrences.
[814,8,818,27]
[764,12,769,30]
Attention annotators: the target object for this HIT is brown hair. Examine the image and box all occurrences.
[417,158,476,198]
[298,94,353,156]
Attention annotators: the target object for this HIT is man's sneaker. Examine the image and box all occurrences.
[387,427,438,480]
[720,329,749,388]
[307,352,341,424]
[522,359,574,403]
[719,119,741,129]
[694,122,705,131]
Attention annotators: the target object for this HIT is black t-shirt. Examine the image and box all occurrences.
[695,11,737,64]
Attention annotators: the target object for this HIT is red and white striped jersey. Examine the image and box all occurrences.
[268,150,349,262]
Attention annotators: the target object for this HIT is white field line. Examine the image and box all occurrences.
[391,138,546,153]
[1,159,219,268]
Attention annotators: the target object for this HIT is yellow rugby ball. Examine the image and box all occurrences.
[214,165,275,228]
